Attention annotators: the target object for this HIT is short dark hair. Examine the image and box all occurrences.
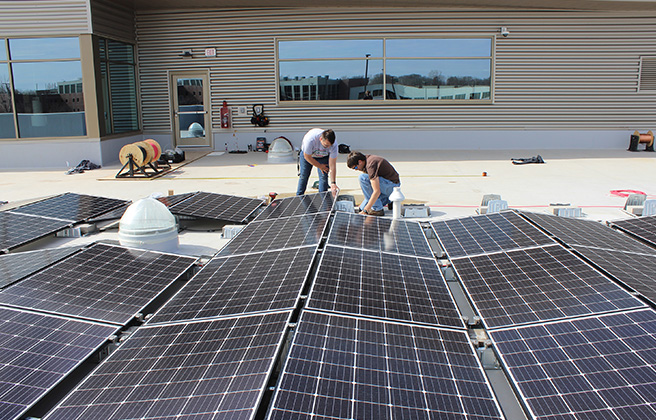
[347,151,366,168]
[321,129,336,144]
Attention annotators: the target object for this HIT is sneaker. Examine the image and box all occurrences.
[368,209,385,216]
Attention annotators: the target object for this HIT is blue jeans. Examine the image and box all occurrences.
[297,154,329,195]
[359,173,400,211]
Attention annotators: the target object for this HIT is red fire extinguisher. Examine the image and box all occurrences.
[220,101,231,128]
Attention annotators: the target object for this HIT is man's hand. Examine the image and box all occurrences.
[330,184,339,196]
[319,163,330,174]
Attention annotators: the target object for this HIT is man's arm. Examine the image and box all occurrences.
[329,157,338,194]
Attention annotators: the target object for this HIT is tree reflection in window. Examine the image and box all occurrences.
[278,38,492,102]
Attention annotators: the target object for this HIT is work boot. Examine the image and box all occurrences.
[368,209,385,216]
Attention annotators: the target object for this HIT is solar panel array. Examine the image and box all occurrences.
[431,211,556,258]
[573,245,656,306]
[254,192,334,221]
[611,214,656,248]
[307,245,463,328]
[149,246,316,324]
[267,311,503,420]
[327,212,434,258]
[0,212,72,253]
[451,244,645,329]
[0,307,118,420]
[0,243,196,325]
[167,191,264,222]
[520,210,656,255]
[0,246,82,289]
[9,193,128,223]
[45,311,291,420]
[218,212,330,256]
[490,309,656,420]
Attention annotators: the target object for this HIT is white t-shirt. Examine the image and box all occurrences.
[301,128,337,159]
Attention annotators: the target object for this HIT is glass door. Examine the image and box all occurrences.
[170,71,211,147]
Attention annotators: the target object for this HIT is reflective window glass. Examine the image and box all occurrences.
[385,59,491,100]
[0,64,15,138]
[12,61,86,137]
[279,59,383,100]
[109,63,138,132]
[107,40,134,64]
[279,39,383,59]
[386,38,492,58]
[9,37,80,60]
[0,41,6,61]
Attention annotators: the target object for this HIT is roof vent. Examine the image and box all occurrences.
[639,56,656,92]
[119,197,178,252]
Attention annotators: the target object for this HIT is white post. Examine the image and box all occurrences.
[389,186,405,219]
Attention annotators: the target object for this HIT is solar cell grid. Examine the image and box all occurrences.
[149,246,316,324]
[0,307,118,420]
[431,211,556,258]
[157,192,197,208]
[451,244,645,329]
[490,309,656,420]
[0,212,71,253]
[167,191,264,222]
[573,245,656,306]
[218,212,330,256]
[44,311,291,420]
[611,215,656,248]
[0,243,197,325]
[9,193,128,223]
[520,210,656,255]
[0,246,82,289]
[268,311,503,420]
[254,192,334,221]
[307,245,463,328]
[327,212,433,258]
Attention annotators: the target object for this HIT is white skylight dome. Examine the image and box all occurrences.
[118,197,179,252]
[267,136,295,163]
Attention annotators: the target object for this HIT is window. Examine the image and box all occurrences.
[98,38,139,135]
[0,40,15,139]
[278,38,492,102]
[4,37,86,138]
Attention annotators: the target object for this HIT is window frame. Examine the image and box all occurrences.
[275,36,495,105]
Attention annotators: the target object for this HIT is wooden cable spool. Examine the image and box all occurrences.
[633,130,654,147]
[144,139,162,161]
[119,142,151,167]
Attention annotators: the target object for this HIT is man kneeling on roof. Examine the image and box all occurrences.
[347,151,401,217]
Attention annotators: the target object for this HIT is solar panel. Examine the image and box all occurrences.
[451,244,645,329]
[149,246,316,324]
[157,192,197,208]
[490,309,656,420]
[9,193,128,222]
[44,311,291,420]
[254,192,334,221]
[167,191,264,222]
[0,243,197,325]
[520,210,656,255]
[573,245,656,306]
[307,245,463,328]
[218,213,330,257]
[0,212,72,253]
[327,212,433,258]
[0,246,82,289]
[611,215,656,248]
[431,211,556,258]
[0,307,118,420]
[267,310,504,420]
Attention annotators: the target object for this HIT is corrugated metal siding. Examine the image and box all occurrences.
[0,1,90,36]
[89,0,135,42]
[135,8,656,132]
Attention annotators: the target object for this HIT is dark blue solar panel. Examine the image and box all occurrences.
[268,311,503,420]
[254,192,334,221]
[0,307,117,420]
[10,193,128,223]
[327,212,433,258]
[451,244,645,329]
[0,212,71,253]
[611,215,656,248]
[0,243,196,325]
[0,246,82,288]
[431,211,556,258]
[149,246,316,324]
[490,309,656,420]
[45,311,291,420]
[167,191,264,222]
[307,245,463,328]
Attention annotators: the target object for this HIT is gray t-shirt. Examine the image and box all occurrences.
[301,128,337,159]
